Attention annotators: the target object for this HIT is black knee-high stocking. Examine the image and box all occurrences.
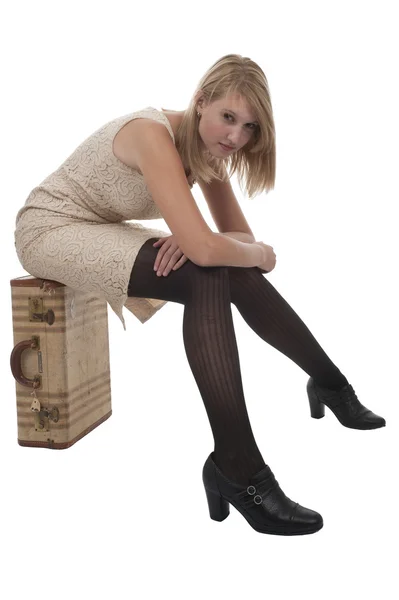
[227,266,349,391]
[128,239,266,484]
[128,239,347,485]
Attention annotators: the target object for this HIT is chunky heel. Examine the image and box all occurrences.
[202,452,323,535]
[306,376,386,429]
[309,393,325,419]
[204,487,230,522]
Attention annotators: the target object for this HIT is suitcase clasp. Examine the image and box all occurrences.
[28,297,55,325]
[30,398,60,431]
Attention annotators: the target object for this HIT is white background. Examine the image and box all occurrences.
[2,0,398,598]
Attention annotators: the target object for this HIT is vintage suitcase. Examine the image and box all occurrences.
[124,295,168,324]
[10,275,112,449]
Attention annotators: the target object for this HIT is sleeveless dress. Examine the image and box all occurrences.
[14,107,178,331]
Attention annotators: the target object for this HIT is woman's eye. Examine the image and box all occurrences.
[224,113,256,130]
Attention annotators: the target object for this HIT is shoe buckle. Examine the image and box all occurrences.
[247,485,263,505]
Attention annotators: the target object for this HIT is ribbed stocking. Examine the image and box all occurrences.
[128,239,348,485]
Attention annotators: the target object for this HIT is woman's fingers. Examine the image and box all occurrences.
[162,250,184,275]
[152,237,187,276]
[156,246,175,272]
[153,239,164,270]
[172,256,188,270]
[156,248,186,276]
[153,240,172,271]
[155,246,178,275]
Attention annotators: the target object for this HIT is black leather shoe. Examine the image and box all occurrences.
[202,452,323,536]
[307,377,386,430]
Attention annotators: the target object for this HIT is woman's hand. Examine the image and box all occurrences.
[253,241,277,274]
[153,235,188,276]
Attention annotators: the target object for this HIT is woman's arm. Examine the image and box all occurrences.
[203,233,264,268]
[222,231,256,244]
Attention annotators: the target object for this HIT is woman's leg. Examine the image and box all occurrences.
[128,239,266,486]
[227,266,348,390]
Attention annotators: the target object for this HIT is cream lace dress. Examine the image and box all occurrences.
[14,107,178,331]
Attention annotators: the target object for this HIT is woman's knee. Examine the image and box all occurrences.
[226,266,265,304]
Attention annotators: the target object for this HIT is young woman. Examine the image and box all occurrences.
[14,54,385,536]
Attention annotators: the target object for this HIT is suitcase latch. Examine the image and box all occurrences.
[28,297,55,325]
[30,398,59,431]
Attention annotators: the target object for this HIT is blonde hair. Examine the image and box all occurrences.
[175,54,276,199]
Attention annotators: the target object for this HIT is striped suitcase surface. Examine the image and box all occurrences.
[10,275,112,449]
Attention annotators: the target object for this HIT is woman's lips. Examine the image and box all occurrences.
[220,143,234,151]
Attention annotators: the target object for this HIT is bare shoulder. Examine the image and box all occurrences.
[112,110,183,173]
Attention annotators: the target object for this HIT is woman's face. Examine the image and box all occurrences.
[196,93,258,157]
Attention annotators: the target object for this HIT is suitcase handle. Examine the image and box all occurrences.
[10,337,41,388]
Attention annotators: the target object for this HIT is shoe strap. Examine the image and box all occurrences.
[235,472,280,509]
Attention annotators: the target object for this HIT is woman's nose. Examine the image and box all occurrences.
[227,129,242,145]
